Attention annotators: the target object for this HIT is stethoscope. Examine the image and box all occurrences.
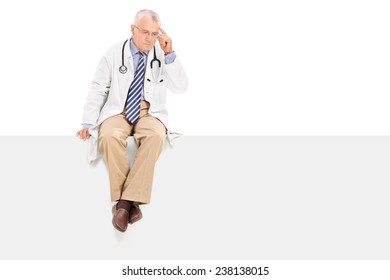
[119,39,161,74]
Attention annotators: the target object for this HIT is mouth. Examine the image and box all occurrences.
[143,43,153,50]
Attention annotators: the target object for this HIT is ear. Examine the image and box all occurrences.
[130,24,135,36]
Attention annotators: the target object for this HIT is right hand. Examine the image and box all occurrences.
[76,128,90,141]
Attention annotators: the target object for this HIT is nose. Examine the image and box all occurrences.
[145,33,152,42]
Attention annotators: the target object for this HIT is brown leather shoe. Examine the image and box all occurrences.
[112,205,129,232]
[129,205,143,224]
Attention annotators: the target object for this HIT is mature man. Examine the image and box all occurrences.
[76,9,188,232]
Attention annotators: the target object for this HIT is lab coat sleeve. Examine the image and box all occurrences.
[165,57,189,94]
[82,54,112,125]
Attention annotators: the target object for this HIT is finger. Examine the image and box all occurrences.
[158,37,167,47]
[158,33,167,39]
[159,27,166,35]
[159,35,171,44]
[82,130,89,139]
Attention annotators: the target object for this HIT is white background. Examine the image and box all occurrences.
[0,0,389,135]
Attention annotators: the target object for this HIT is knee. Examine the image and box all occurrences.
[146,133,165,144]
[98,129,125,151]
[142,132,166,147]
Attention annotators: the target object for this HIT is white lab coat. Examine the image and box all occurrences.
[82,39,189,163]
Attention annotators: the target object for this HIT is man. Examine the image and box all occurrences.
[76,9,188,232]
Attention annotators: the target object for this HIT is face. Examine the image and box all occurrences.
[131,16,160,52]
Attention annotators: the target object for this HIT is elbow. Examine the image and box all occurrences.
[169,76,189,94]
[177,79,189,93]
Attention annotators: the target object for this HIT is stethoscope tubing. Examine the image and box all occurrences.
[119,39,161,74]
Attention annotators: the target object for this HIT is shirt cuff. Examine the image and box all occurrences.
[82,123,93,129]
[164,52,176,64]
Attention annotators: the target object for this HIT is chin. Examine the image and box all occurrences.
[143,44,153,51]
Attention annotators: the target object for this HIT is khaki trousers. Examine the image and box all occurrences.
[98,101,166,204]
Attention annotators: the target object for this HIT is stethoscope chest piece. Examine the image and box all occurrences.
[119,39,129,75]
[119,65,127,74]
[119,38,161,75]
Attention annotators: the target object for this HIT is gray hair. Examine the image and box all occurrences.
[134,9,161,25]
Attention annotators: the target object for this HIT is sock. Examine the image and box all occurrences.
[116,200,133,212]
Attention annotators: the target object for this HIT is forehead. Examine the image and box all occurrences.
[138,16,160,31]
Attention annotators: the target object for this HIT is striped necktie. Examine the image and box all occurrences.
[125,51,146,124]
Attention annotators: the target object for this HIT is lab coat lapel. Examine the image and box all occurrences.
[145,47,153,82]
[124,39,135,73]
[119,39,135,102]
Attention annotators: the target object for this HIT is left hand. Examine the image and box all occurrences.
[158,27,173,55]
[76,127,90,141]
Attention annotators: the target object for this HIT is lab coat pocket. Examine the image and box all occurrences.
[145,75,167,105]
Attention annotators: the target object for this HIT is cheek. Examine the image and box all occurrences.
[133,36,143,44]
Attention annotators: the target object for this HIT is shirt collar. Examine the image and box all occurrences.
[130,38,147,56]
